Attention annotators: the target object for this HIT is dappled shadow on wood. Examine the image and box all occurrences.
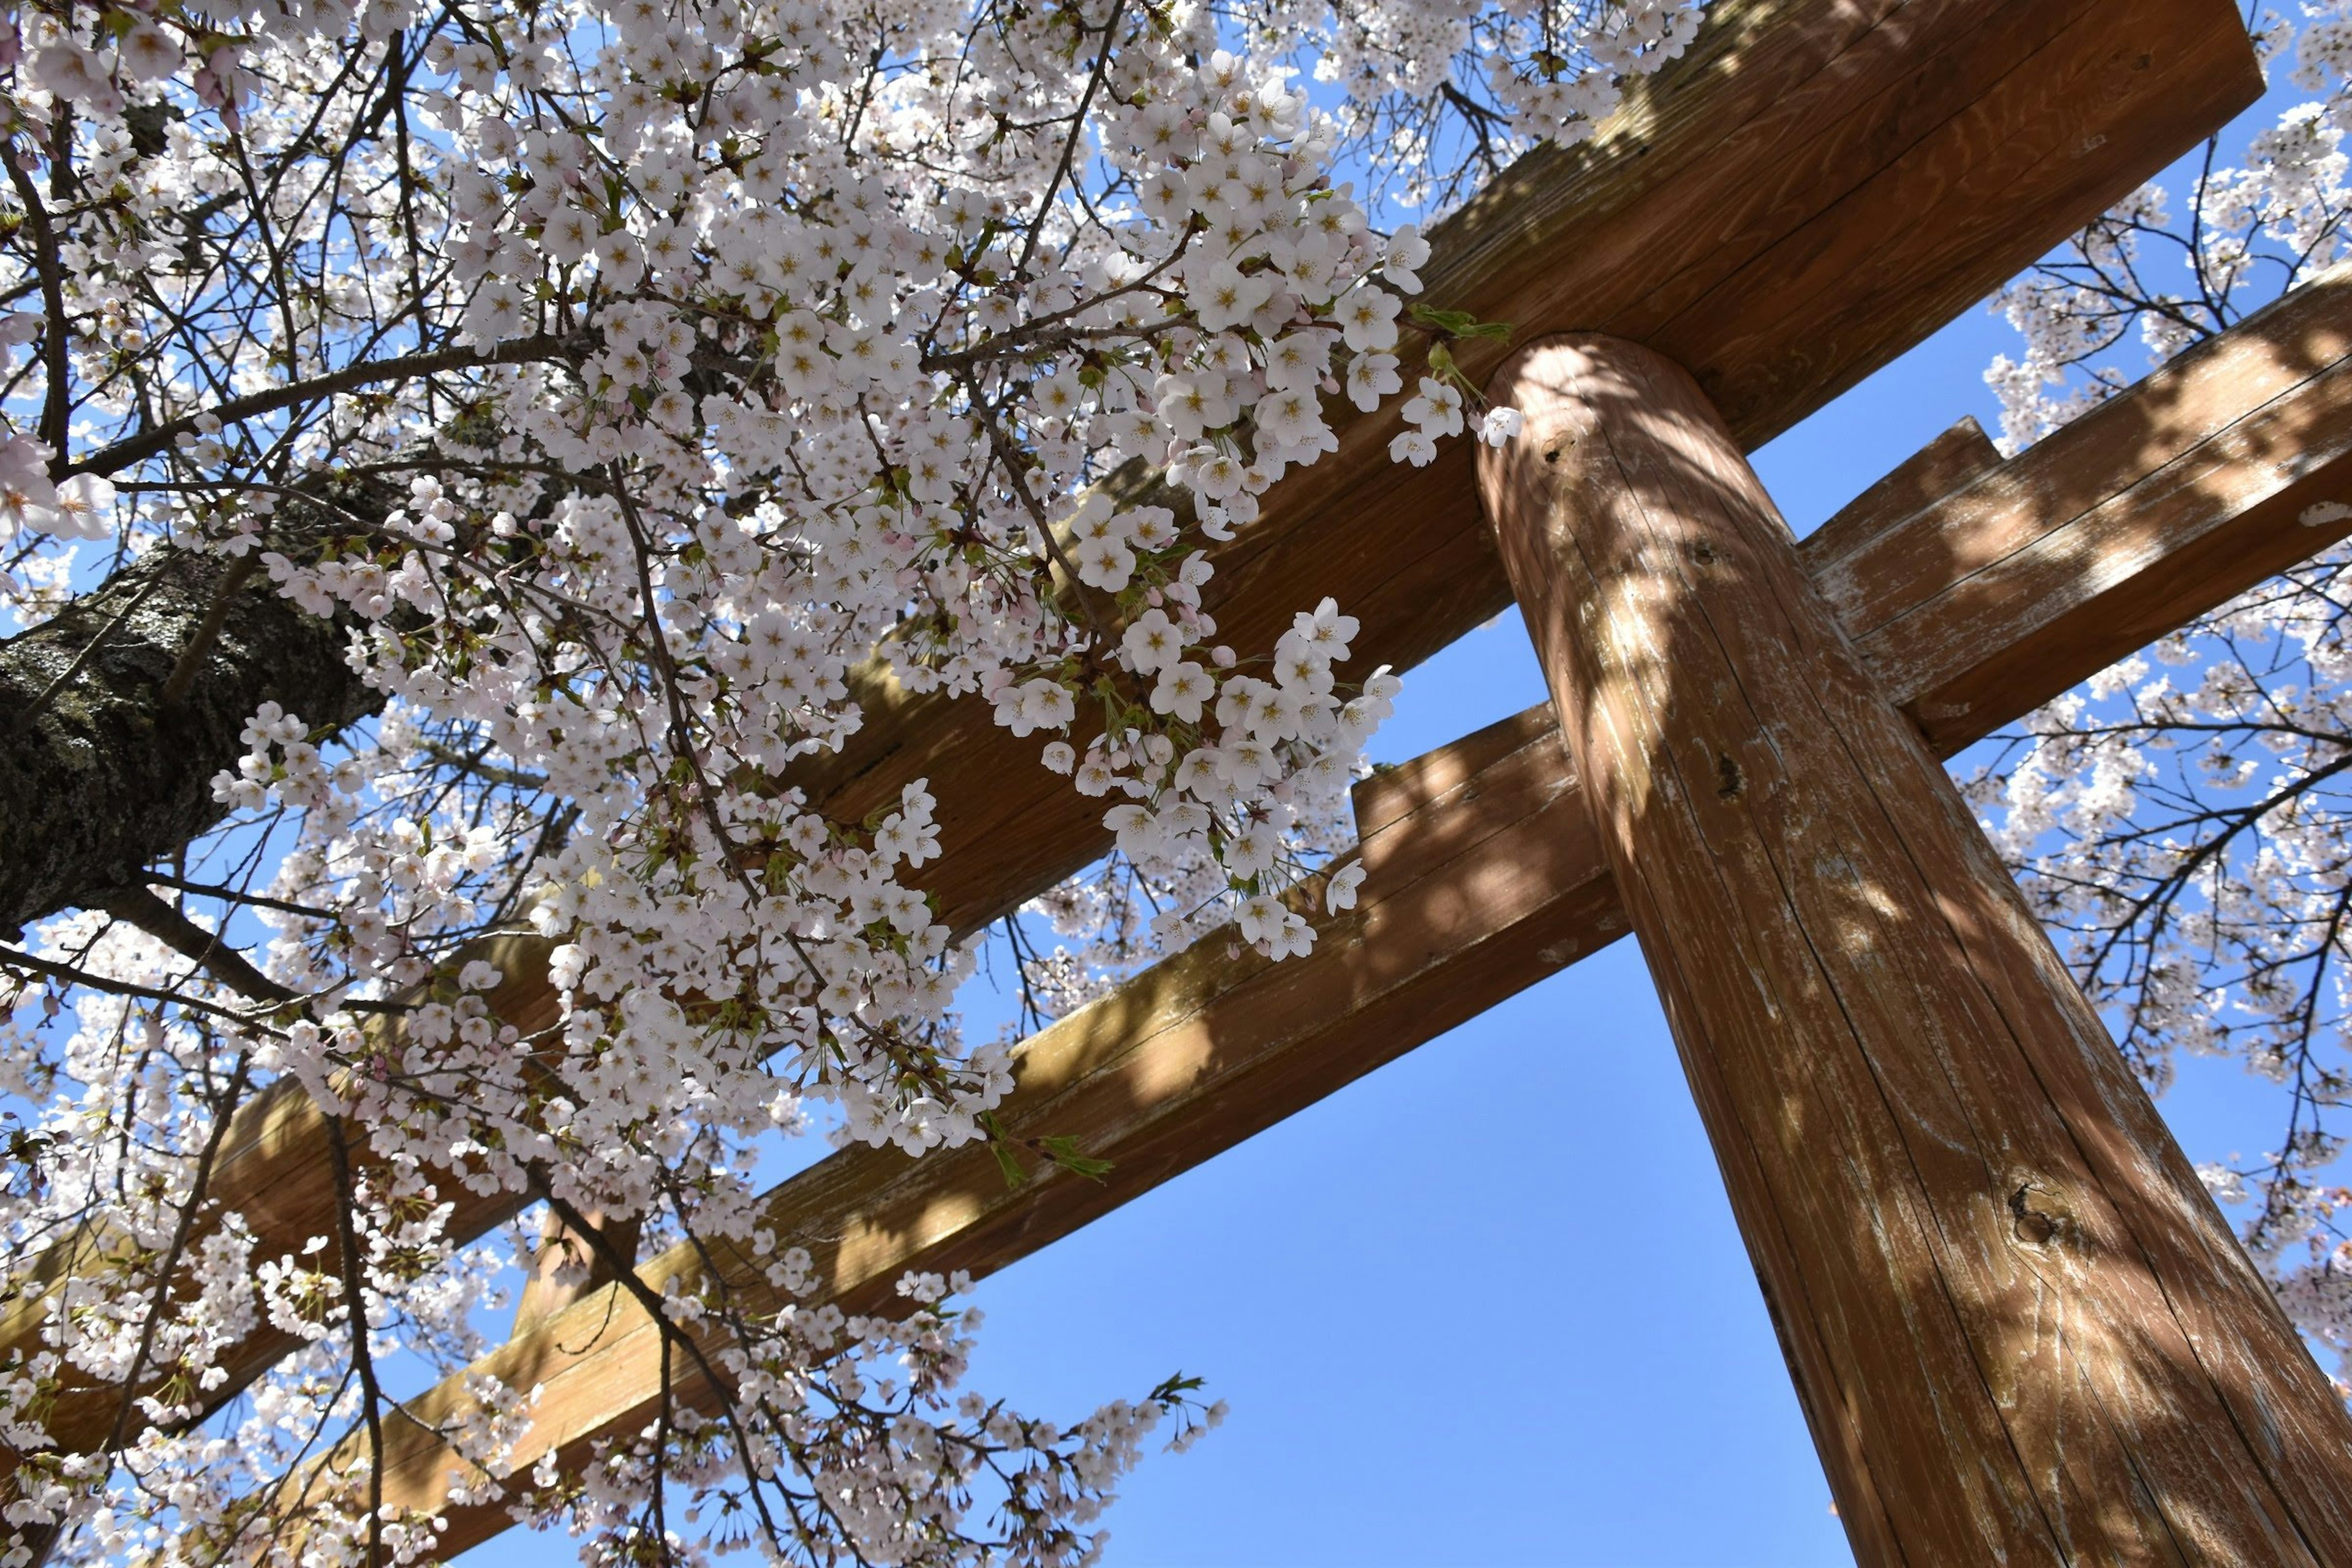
[1822,267,2352,756]
[331,709,1632,1549]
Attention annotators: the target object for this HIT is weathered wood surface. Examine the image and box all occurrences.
[1801,414,2002,568]
[1828,262,2352,755]
[318,268,2352,1556]
[17,251,2352,1496]
[1480,332,2352,1563]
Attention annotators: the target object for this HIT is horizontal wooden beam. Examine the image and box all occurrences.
[349,702,1611,1550]
[328,268,2352,1555]
[1826,262,2352,755]
[1801,413,2003,567]
[806,0,2260,936]
[0,0,2268,1492]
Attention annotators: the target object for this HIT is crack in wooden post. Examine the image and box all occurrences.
[1478,332,2352,1565]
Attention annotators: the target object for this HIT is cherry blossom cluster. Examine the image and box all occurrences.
[1252,0,1706,209]
[0,0,1716,1559]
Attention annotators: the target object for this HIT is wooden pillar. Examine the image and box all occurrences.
[511,1206,641,1340]
[1477,334,2352,1565]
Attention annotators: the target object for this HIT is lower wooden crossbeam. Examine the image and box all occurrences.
[339,700,1613,1550]
[296,272,2352,1555]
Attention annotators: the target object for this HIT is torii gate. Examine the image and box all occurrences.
[15,0,2352,1560]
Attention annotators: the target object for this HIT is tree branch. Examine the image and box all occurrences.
[69,333,592,479]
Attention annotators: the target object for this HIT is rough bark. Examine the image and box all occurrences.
[0,543,381,936]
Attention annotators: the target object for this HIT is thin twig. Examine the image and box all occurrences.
[9,573,168,733]
[157,552,261,709]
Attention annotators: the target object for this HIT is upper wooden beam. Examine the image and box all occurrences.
[799,0,2259,937]
[314,269,2352,1557]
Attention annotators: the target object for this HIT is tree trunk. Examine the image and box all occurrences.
[1479,333,2352,1566]
[0,544,380,936]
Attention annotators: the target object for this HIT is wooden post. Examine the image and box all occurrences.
[1477,334,2352,1565]
[511,1207,642,1340]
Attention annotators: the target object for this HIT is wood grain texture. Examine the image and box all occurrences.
[16,247,2352,1513]
[1803,415,2002,567]
[1480,333,2352,1565]
[1830,263,2352,753]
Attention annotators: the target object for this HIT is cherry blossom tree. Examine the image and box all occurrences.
[0,0,1705,1562]
[1973,0,2352,1389]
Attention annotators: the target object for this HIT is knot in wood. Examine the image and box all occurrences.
[1715,753,1746,801]
[2008,1183,2060,1246]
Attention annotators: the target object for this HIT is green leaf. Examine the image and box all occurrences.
[979,1110,1028,1189]
[1036,1134,1115,1183]
[1408,303,1513,341]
